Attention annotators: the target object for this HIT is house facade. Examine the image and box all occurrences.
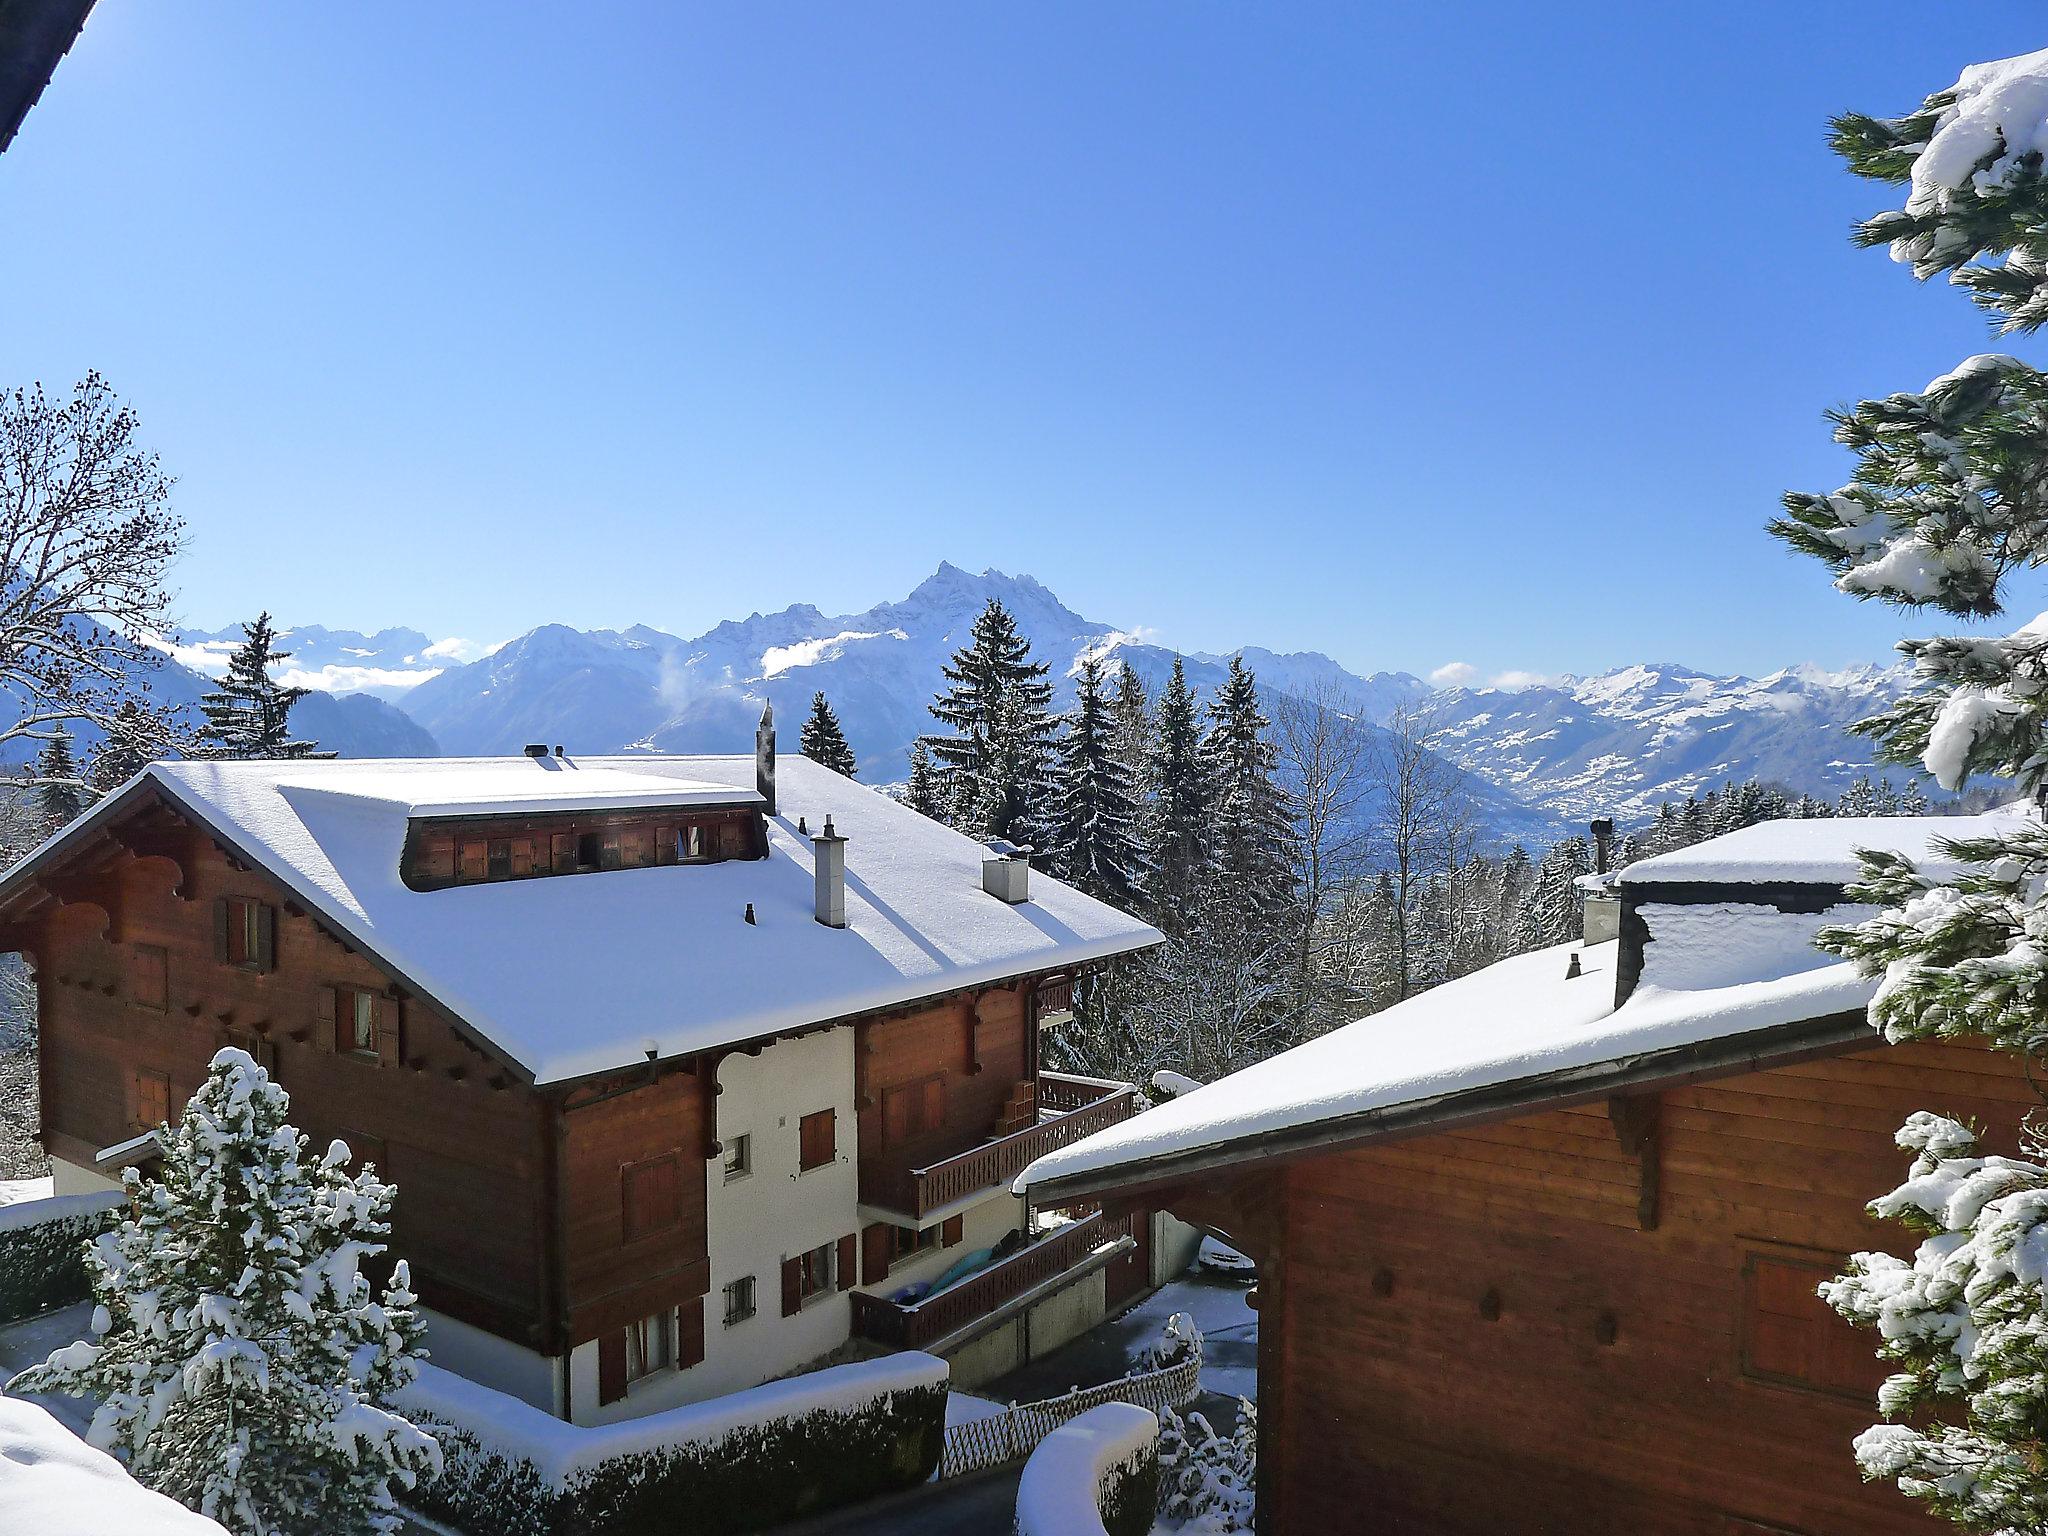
[1022,811,2032,1536]
[4,723,1162,1425]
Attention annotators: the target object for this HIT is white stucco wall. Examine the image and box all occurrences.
[48,1156,118,1197]
[572,1026,864,1422]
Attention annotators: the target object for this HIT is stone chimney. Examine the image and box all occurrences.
[755,701,777,816]
[813,816,848,928]
[982,839,1030,904]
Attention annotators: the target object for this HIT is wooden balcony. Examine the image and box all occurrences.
[851,1211,1133,1352]
[1033,974,1075,1021]
[1036,1069,1130,1116]
[860,1084,1139,1223]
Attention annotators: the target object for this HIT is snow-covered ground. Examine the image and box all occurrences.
[0,1176,52,1207]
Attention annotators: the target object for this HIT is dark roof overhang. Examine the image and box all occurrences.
[0,0,95,155]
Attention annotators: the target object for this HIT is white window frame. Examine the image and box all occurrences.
[722,1133,752,1183]
[625,1309,676,1384]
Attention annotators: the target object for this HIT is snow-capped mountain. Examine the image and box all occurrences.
[163,624,476,702]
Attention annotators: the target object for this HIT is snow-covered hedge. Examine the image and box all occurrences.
[397,1350,948,1536]
[0,1396,230,1536]
[0,1190,122,1323]
[1013,1401,1159,1536]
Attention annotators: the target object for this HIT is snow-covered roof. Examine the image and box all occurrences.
[1617,807,2029,886]
[1020,937,1877,1199]
[8,756,1160,1085]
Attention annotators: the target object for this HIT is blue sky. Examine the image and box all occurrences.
[3,3,2043,684]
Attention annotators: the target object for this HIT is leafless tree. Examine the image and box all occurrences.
[0,373,186,772]
[1273,680,1376,1029]
[1367,702,1475,1001]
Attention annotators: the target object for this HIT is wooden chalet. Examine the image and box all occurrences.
[1,717,1163,1423]
[1021,810,2038,1536]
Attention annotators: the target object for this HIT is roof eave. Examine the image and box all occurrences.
[1021,1007,1880,1208]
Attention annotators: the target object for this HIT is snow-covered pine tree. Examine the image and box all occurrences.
[84,700,165,792]
[1201,656,1295,929]
[199,613,331,760]
[903,739,944,820]
[1111,660,1153,794]
[1517,836,1590,951]
[799,690,858,778]
[1147,656,1213,928]
[923,598,1057,844]
[1048,656,1150,909]
[34,729,87,828]
[1766,47,2048,1531]
[9,1047,437,1535]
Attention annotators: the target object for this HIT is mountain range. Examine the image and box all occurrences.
[154,565,1915,849]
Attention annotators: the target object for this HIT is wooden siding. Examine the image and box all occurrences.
[401,806,764,891]
[30,826,553,1347]
[1263,1037,2027,1536]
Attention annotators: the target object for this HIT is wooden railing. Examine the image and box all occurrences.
[1033,975,1076,1018]
[1036,1070,1129,1116]
[863,1087,1140,1221]
[851,1211,1131,1351]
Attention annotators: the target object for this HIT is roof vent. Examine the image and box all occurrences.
[522,743,548,758]
[982,839,1030,904]
[813,816,848,928]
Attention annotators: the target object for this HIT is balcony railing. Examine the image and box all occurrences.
[1033,975,1075,1019]
[851,1211,1132,1351]
[1036,1070,1129,1117]
[862,1086,1139,1222]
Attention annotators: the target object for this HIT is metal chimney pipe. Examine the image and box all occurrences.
[1590,817,1614,875]
[813,816,848,928]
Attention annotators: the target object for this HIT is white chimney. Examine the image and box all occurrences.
[813,816,848,928]
[982,839,1030,904]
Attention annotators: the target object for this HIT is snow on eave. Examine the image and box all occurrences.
[1017,941,1880,1202]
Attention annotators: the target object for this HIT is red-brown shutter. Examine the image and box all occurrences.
[623,1157,680,1243]
[315,986,337,1051]
[677,1296,705,1369]
[597,1330,627,1405]
[375,996,401,1068]
[781,1256,802,1317]
[941,1215,964,1248]
[922,1077,945,1131]
[254,905,277,972]
[212,898,229,963]
[861,1223,893,1285]
[656,825,678,865]
[837,1232,856,1291]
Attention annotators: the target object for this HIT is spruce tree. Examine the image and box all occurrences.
[1112,660,1154,791]
[85,700,164,792]
[199,613,330,760]
[904,740,943,820]
[1766,50,2048,1530]
[799,690,858,778]
[1049,656,1149,909]
[9,1048,438,1535]
[34,728,87,827]
[1201,656,1294,926]
[1517,836,1590,951]
[1146,656,1213,927]
[923,598,1057,844]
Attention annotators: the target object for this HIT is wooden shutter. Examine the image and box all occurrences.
[623,1156,680,1242]
[837,1232,857,1291]
[551,832,575,873]
[800,1109,835,1170]
[781,1256,802,1317]
[882,1085,911,1146]
[212,898,229,963]
[254,905,276,972]
[677,1296,704,1369]
[315,985,337,1051]
[922,1077,945,1130]
[598,1330,627,1405]
[941,1215,964,1248]
[656,825,678,865]
[131,945,168,1011]
[375,996,402,1068]
[861,1223,893,1285]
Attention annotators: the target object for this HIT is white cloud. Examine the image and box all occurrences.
[1487,669,1557,692]
[277,664,445,695]
[759,629,908,679]
[420,636,496,662]
[1429,661,1477,688]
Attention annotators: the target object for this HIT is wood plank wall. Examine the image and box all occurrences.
[1270,1038,2031,1536]
[854,982,1030,1198]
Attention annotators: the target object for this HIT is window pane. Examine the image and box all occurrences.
[353,992,376,1051]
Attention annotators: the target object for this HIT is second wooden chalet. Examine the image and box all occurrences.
[0,714,1163,1424]
[1022,809,2037,1536]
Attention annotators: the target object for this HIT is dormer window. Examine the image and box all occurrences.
[402,805,767,891]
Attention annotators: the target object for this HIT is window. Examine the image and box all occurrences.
[131,1068,170,1132]
[723,1275,756,1327]
[332,987,380,1056]
[577,832,603,871]
[217,897,274,971]
[722,1134,751,1183]
[799,1241,835,1303]
[679,824,706,861]
[882,1077,945,1145]
[622,1155,681,1242]
[130,944,168,1011]
[625,1309,675,1383]
[798,1109,836,1172]
[892,1224,940,1266]
[458,840,488,881]
[1741,1250,1889,1399]
[486,839,512,879]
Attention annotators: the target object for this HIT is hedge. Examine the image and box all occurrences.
[397,1351,948,1536]
[1014,1401,1161,1536]
[0,1191,122,1325]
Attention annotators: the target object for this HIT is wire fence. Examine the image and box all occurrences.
[938,1352,1202,1481]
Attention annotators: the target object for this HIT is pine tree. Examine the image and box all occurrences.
[84,700,165,793]
[1517,836,1590,951]
[1111,661,1153,793]
[1201,656,1294,926]
[9,1048,438,1535]
[1767,51,2048,1530]
[923,599,1057,844]
[904,740,943,820]
[34,729,87,827]
[1048,656,1149,908]
[799,691,858,778]
[1146,656,1213,927]
[199,613,331,760]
